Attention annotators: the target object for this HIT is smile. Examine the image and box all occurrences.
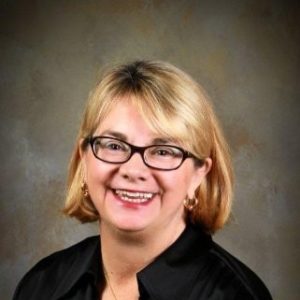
[113,189,155,204]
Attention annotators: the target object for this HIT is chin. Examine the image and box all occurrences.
[111,218,152,233]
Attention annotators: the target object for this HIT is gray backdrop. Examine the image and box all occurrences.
[1,1,299,299]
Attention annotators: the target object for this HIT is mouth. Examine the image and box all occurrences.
[112,189,156,204]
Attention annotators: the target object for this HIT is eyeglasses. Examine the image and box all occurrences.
[85,136,203,171]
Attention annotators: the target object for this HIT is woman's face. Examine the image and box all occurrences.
[81,98,211,236]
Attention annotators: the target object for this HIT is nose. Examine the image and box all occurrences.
[118,152,148,182]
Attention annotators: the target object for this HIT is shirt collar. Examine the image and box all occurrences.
[51,225,211,300]
[137,224,212,300]
[51,236,100,300]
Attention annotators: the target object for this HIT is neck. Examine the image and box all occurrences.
[99,221,186,282]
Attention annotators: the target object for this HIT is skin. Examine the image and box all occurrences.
[80,98,212,299]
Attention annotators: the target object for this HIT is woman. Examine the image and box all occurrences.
[13,60,272,299]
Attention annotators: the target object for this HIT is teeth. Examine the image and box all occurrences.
[114,189,154,203]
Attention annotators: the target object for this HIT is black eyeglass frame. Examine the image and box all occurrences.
[83,136,204,171]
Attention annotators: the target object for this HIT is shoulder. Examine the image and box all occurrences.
[13,236,99,300]
[206,241,273,299]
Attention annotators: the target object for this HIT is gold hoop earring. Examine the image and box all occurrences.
[183,195,198,211]
[81,181,89,199]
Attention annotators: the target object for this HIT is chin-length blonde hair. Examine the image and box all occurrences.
[63,60,233,233]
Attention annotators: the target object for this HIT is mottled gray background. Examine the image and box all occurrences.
[1,1,299,299]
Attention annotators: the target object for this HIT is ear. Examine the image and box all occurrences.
[187,158,212,198]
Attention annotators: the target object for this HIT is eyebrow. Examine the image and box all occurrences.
[100,130,128,141]
[99,130,176,145]
[152,137,174,144]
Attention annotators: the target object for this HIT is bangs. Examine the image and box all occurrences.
[132,95,191,145]
[90,91,192,148]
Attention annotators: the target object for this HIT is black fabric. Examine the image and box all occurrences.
[13,224,272,300]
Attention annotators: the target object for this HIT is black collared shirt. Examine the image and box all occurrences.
[13,225,272,300]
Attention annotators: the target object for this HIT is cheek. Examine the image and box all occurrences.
[154,168,192,196]
[86,161,103,182]
[85,158,116,197]
[85,150,112,180]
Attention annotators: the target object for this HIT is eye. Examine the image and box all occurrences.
[94,138,128,152]
[105,140,127,151]
[106,142,122,150]
[156,148,173,156]
[150,146,181,157]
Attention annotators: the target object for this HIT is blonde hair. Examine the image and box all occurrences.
[63,60,233,233]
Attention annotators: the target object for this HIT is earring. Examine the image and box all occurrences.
[183,195,198,211]
[81,181,89,199]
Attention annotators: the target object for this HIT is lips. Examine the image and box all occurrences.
[113,189,155,204]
